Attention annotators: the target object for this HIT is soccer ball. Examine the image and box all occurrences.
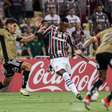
[91,91,99,101]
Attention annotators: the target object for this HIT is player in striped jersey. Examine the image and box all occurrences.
[35,17,82,100]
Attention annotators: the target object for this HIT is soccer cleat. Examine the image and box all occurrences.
[83,95,91,110]
[20,88,30,96]
[76,93,83,100]
[101,97,111,111]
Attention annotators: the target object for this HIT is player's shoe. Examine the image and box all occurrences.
[83,95,91,110]
[101,97,111,111]
[20,88,30,96]
[76,93,83,100]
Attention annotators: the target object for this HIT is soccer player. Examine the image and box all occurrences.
[0,18,35,96]
[35,17,82,100]
[83,27,112,110]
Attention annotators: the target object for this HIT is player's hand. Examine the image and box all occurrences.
[38,25,47,33]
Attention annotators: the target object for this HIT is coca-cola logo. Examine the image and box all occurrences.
[27,59,108,92]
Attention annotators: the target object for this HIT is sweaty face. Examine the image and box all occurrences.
[7,23,17,33]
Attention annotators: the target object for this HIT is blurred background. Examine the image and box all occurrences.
[0,0,112,58]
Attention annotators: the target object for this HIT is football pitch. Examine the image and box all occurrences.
[0,92,111,112]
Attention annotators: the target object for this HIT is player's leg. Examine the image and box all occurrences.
[101,54,112,110]
[0,62,14,90]
[83,53,108,110]
[88,53,112,97]
[56,69,82,100]
[101,92,112,110]
[83,70,105,110]
[85,70,105,97]
[50,57,82,100]
[20,62,31,96]
[0,77,13,90]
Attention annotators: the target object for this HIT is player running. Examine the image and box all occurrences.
[0,18,35,96]
[83,27,112,110]
[34,17,82,100]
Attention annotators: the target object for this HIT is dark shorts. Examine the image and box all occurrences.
[3,59,23,77]
[96,53,112,70]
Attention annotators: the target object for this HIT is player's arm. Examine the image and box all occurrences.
[16,33,35,43]
[0,34,9,62]
[83,36,98,48]
[36,22,52,38]
[0,29,6,37]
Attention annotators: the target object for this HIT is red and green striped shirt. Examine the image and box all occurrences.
[43,25,73,58]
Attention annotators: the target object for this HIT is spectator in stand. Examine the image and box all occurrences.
[20,18,36,35]
[24,0,33,18]
[66,0,79,15]
[21,43,30,57]
[0,19,4,28]
[27,36,46,57]
[59,0,79,18]
[44,7,60,26]
[89,4,110,35]
[20,18,36,57]
[83,16,90,39]
[102,0,112,24]
[0,0,4,19]
[87,0,103,15]
[33,0,41,11]
[83,16,92,56]
[44,0,57,15]
[71,23,85,56]
[32,16,49,55]
[66,8,81,34]
[3,0,12,18]
[9,0,25,23]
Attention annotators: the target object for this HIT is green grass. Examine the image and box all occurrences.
[0,92,111,112]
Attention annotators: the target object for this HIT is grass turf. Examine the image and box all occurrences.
[0,92,111,112]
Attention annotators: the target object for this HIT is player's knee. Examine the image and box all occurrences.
[56,69,66,76]
[99,75,106,81]
[99,70,106,81]
[21,62,31,71]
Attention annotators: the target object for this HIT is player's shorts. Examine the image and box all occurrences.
[50,57,71,74]
[3,59,23,77]
[96,52,112,70]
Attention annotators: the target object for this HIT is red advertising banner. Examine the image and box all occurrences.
[0,57,111,92]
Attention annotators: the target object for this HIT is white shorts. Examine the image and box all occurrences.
[50,57,71,74]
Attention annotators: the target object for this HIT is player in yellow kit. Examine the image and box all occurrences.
[0,18,35,96]
[83,27,112,110]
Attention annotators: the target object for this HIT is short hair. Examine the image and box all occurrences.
[61,17,69,23]
[5,18,17,25]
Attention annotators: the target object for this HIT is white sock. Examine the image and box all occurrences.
[63,72,79,95]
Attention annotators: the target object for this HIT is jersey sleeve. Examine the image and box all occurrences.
[66,33,77,49]
[0,29,6,37]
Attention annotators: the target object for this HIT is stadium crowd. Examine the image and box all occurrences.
[0,0,112,58]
